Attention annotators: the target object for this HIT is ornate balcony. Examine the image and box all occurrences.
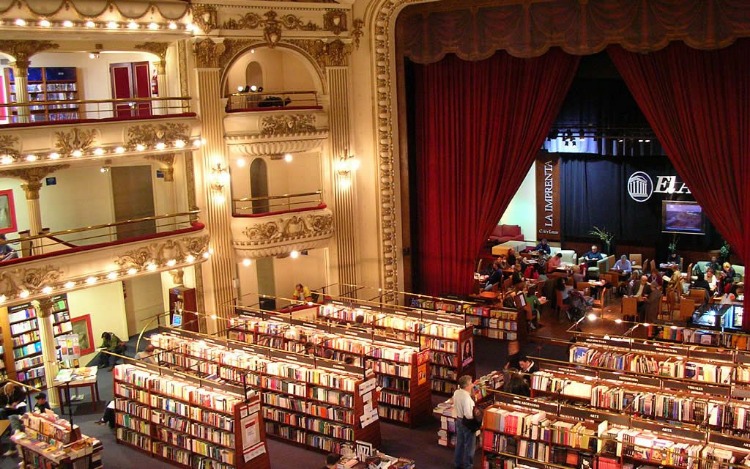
[231,192,333,258]
[0,211,209,305]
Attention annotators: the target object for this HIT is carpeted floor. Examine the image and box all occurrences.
[0,317,573,469]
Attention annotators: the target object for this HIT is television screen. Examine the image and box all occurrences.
[662,201,705,235]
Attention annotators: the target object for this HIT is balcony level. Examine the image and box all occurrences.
[0,211,209,305]
[231,192,333,259]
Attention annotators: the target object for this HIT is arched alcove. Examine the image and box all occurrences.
[245,61,263,89]
[223,45,322,95]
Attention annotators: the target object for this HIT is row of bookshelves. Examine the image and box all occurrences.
[12,412,102,469]
[113,363,270,469]
[228,310,432,426]
[409,297,520,342]
[148,328,381,451]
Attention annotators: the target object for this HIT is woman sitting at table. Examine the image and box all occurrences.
[546,252,563,273]
[507,248,518,268]
[665,252,682,269]
[722,262,736,285]
[705,268,718,294]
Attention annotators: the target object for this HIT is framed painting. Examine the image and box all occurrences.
[71,314,95,355]
[0,189,17,235]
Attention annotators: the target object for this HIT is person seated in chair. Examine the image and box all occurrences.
[628,275,653,319]
[483,262,503,291]
[612,255,632,277]
[583,245,604,268]
[534,238,551,256]
[709,255,722,274]
[98,332,126,370]
[546,252,563,274]
[507,248,517,268]
[665,252,682,268]
[0,234,17,262]
[705,268,719,295]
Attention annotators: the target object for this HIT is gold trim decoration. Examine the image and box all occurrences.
[0,0,190,21]
[260,114,317,137]
[286,39,351,68]
[241,213,333,245]
[169,268,184,285]
[194,38,226,68]
[191,3,218,34]
[54,128,97,157]
[127,123,189,150]
[352,18,364,49]
[178,40,189,97]
[0,135,20,163]
[0,40,59,69]
[324,10,347,35]
[114,234,210,270]
[135,42,169,61]
[0,265,64,299]
[222,10,321,47]
[145,153,176,182]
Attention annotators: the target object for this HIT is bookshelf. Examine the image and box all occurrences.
[113,362,271,469]
[4,67,82,122]
[317,302,475,394]
[227,310,432,426]
[11,411,102,469]
[433,371,504,448]
[148,328,381,452]
[6,301,45,389]
[45,294,73,362]
[409,296,519,341]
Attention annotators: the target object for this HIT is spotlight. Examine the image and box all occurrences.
[249,85,258,92]
[100,166,110,173]
[88,52,100,59]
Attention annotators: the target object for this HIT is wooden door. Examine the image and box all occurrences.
[110,62,152,118]
[111,166,156,240]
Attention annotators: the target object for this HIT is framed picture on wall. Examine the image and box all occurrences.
[71,314,95,355]
[0,189,17,235]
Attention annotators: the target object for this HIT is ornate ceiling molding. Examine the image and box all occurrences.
[135,42,169,61]
[0,135,20,161]
[0,265,64,299]
[222,10,321,46]
[225,110,329,156]
[114,235,210,270]
[191,3,218,33]
[0,40,59,68]
[260,114,317,137]
[54,128,97,157]
[194,37,226,68]
[0,1,190,21]
[286,38,351,68]
[323,10,347,35]
[127,123,189,149]
[232,208,334,259]
[226,135,328,157]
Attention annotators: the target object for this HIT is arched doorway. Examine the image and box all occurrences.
[250,158,276,306]
[245,62,263,89]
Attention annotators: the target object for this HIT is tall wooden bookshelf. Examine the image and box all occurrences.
[409,296,519,341]
[148,328,381,452]
[113,362,271,469]
[4,67,82,122]
[317,301,475,394]
[227,310,432,426]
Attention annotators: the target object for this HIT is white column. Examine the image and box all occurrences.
[11,61,30,123]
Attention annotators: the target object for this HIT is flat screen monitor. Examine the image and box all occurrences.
[662,200,705,235]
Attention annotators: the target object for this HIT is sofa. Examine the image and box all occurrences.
[578,254,614,279]
[487,224,524,244]
[550,247,577,265]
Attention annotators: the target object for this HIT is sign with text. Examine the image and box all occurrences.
[535,153,561,241]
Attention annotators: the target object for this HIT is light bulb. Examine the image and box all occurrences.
[93,148,105,156]
[174,140,185,149]
[85,20,95,28]
[166,259,177,267]
[72,149,83,157]
[290,250,300,259]
[186,255,195,263]
[19,290,29,298]
[127,268,137,275]
[39,19,51,27]
[127,21,138,30]
[14,19,26,26]
[107,21,118,29]
[236,158,246,168]
[63,20,73,27]
[155,142,166,150]
[64,281,75,289]
[242,259,252,267]
[148,23,159,30]
[114,147,125,154]
[26,154,37,162]
[136,144,145,151]
[284,153,293,163]
[49,152,60,159]
[41,286,52,294]
[107,272,118,280]
[168,22,177,30]
[85,276,97,284]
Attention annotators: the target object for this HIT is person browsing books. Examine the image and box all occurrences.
[98,332,126,370]
[453,375,477,469]
[33,393,51,413]
[0,383,26,455]
[323,453,341,469]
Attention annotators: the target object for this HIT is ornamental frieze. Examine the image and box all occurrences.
[0,265,64,298]
[260,114,317,137]
[222,11,320,47]
[286,39,350,68]
[114,235,210,270]
[55,128,97,157]
[241,213,333,245]
[127,123,190,150]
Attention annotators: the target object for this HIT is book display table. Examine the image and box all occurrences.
[12,412,102,469]
[53,367,100,409]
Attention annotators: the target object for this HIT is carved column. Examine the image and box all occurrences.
[35,299,60,407]
[0,165,69,253]
[0,41,59,123]
[327,66,359,292]
[194,39,235,325]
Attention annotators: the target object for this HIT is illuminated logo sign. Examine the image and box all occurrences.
[627,172,691,202]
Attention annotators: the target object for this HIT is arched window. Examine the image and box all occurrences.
[246,62,263,90]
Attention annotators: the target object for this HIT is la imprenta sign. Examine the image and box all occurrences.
[627,171,691,203]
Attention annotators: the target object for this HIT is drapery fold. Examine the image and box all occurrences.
[412,50,580,295]
[608,39,750,327]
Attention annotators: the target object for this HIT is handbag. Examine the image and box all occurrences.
[461,406,483,432]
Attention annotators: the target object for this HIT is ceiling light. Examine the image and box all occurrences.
[19,290,29,299]
[49,152,60,159]
[587,313,597,321]
[64,281,75,289]
[185,22,194,31]
[39,19,51,27]
[192,139,202,148]
[41,286,52,294]
[186,255,195,263]
[88,52,100,59]
[127,21,138,30]
[72,149,83,157]
[236,158,246,168]
[146,263,157,271]
[0,295,5,304]
[26,154,37,162]
[106,272,118,280]
[85,20,95,28]
[155,142,166,150]
[174,140,185,149]
[284,153,293,163]
[242,259,251,267]
[100,166,110,173]
[63,20,73,27]
[93,148,105,156]
[127,268,137,275]
[202,252,210,259]
[290,250,300,259]
[85,276,97,284]
[168,22,177,30]
[107,21,118,29]
[166,259,176,267]
[1,155,13,164]
[148,22,159,30]
[14,19,26,26]
[135,144,145,151]
[114,147,125,154]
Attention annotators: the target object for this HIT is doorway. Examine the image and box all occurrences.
[110,61,152,118]
[111,166,156,239]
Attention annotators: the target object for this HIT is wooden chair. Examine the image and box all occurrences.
[592,286,608,310]
[621,296,638,322]
[642,258,650,275]
[555,289,571,322]
[688,287,709,305]
[679,298,696,322]
[629,253,643,270]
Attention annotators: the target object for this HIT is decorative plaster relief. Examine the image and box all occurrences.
[54,128,97,157]
[114,235,210,270]
[0,265,64,299]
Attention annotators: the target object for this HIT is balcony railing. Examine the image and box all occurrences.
[1,210,200,261]
[0,96,193,127]
[233,191,324,217]
[225,91,321,113]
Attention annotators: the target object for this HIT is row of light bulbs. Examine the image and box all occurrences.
[7,18,191,31]
[238,249,304,267]
[0,138,204,165]
[0,251,211,305]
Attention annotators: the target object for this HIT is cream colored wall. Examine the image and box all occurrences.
[266,152,322,198]
[224,47,319,95]
[38,166,115,232]
[67,282,128,365]
[499,162,537,241]
[123,274,164,337]
[273,248,329,298]
[0,180,27,236]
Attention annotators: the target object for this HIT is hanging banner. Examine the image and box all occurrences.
[535,153,561,241]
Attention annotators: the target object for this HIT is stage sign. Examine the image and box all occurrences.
[535,153,561,241]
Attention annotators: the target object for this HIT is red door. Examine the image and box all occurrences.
[110,62,152,118]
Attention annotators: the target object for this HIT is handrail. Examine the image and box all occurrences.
[225,90,320,112]
[0,96,192,108]
[233,191,323,215]
[234,190,322,203]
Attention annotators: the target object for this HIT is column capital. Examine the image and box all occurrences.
[135,42,169,62]
[0,40,59,69]
[193,38,226,69]
[0,164,70,198]
[21,181,43,200]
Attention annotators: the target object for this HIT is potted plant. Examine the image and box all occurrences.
[589,226,614,254]
[668,234,679,254]
[719,241,731,264]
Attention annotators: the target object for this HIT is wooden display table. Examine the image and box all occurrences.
[53,367,100,409]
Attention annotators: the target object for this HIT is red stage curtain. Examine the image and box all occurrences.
[608,40,750,328]
[413,50,579,295]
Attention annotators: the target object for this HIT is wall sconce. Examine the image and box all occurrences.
[209,163,230,191]
[336,153,360,190]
